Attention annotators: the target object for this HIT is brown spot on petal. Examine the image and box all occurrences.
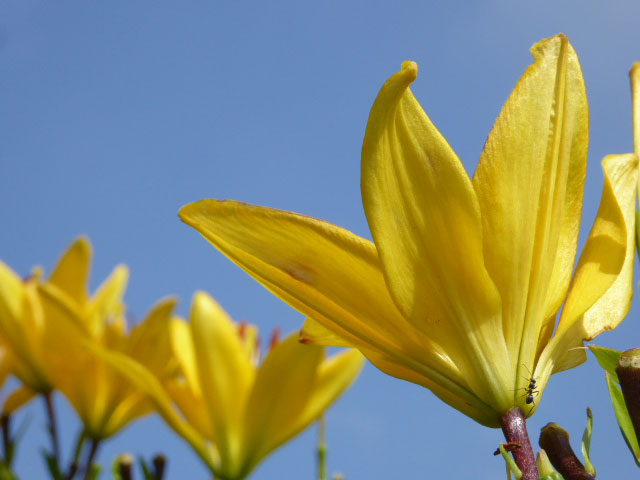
[284,263,315,284]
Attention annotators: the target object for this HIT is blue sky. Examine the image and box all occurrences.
[2,1,640,478]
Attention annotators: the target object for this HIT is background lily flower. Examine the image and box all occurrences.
[179,34,638,427]
[39,285,178,440]
[35,237,181,440]
[0,237,178,440]
[0,342,36,416]
[92,291,364,480]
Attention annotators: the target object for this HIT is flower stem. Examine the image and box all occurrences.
[81,438,100,480]
[1,414,11,465]
[317,416,327,480]
[67,430,86,479]
[499,407,539,480]
[43,392,60,465]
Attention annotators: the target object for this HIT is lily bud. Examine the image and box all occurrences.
[114,454,133,480]
[539,423,594,480]
[152,454,166,480]
[616,348,640,441]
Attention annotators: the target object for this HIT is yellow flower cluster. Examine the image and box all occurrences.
[0,237,363,479]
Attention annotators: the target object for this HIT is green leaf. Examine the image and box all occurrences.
[606,372,640,466]
[42,450,64,480]
[111,457,123,480]
[86,463,101,480]
[589,345,622,383]
[581,407,596,475]
[0,461,18,480]
[139,456,153,480]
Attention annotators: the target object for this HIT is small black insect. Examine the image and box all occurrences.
[520,365,539,413]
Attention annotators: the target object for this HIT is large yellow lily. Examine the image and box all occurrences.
[179,34,638,427]
[91,291,363,480]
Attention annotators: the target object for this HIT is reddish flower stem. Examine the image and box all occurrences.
[499,407,539,480]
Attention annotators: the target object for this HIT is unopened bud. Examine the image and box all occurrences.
[616,348,640,442]
[115,453,134,480]
[152,454,166,480]
[539,423,594,480]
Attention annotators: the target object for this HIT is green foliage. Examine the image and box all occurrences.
[605,372,640,466]
[581,407,596,475]
[588,345,622,383]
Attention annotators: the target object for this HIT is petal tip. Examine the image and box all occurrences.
[70,235,93,255]
[400,60,418,80]
[531,33,569,59]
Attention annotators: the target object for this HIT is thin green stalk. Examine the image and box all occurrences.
[81,439,101,480]
[317,416,327,480]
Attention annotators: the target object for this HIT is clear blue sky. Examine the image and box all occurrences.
[2,1,640,478]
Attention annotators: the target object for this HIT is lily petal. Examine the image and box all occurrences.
[190,291,253,468]
[49,237,92,304]
[180,201,430,374]
[538,153,638,384]
[84,341,219,471]
[361,61,510,410]
[260,347,364,456]
[241,334,324,476]
[3,386,36,415]
[473,35,588,374]
[88,265,128,335]
[126,297,177,377]
[170,317,202,397]
[300,318,352,348]
[0,263,49,391]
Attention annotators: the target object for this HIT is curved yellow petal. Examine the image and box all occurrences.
[170,317,201,397]
[166,380,213,439]
[88,265,128,337]
[3,386,36,415]
[240,334,325,477]
[180,201,425,373]
[84,341,219,472]
[473,35,588,373]
[0,264,50,391]
[361,61,510,411]
[126,297,177,378]
[300,318,353,348]
[538,153,638,385]
[260,347,364,458]
[190,292,253,468]
[49,236,92,304]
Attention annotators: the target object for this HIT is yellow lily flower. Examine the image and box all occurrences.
[39,285,178,439]
[0,260,54,393]
[0,237,177,439]
[91,291,364,480]
[0,342,37,416]
[179,34,638,427]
